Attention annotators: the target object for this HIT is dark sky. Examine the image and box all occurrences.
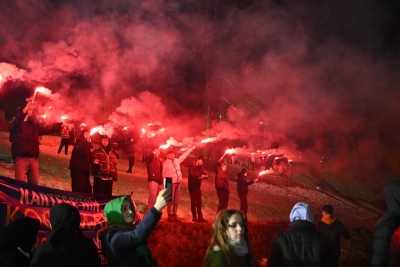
[1,0,400,178]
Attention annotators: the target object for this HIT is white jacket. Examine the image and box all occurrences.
[162,148,193,183]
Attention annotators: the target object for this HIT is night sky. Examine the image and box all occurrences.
[1,0,400,179]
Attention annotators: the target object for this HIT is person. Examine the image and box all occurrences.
[163,147,195,222]
[30,203,100,267]
[267,202,335,267]
[9,102,51,184]
[145,149,163,211]
[317,204,351,267]
[57,124,72,155]
[126,132,137,173]
[100,189,171,267]
[69,128,94,193]
[91,135,118,195]
[236,168,258,216]
[204,209,259,267]
[0,217,40,267]
[188,155,208,222]
[216,162,230,213]
[371,179,400,267]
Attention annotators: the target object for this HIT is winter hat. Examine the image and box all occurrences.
[289,202,314,223]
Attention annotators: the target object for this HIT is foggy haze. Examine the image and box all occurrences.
[0,0,399,180]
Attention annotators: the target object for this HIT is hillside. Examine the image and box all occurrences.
[0,132,386,266]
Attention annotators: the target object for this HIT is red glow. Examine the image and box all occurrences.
[41,114,47,118]
[258,170,269,176]
[141,128,146,133]
[60,115,68,120]
[225,149,233,154]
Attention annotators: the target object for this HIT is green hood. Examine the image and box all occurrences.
[104,196,131,223]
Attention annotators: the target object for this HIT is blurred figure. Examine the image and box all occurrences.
[371,179,400,267]
[126,132,138,173]
[0,217,40,267]
[145,149,163,211]
[317,204,351,267]
[188,155,208,222]
[267,202,334,267]
[236,168,258,216]
[91,135,118,195]
[30,203,100,267]
[163,147,195,222]
[100,190,171,267]
[215,162,230,213]
[69,129,94,193]
[204,209,259,267]
[10,102,51,184]
[57,124,72,155]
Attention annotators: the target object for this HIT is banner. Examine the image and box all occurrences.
[0,175,142,266]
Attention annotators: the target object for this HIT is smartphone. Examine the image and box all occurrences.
[164,177,172,202]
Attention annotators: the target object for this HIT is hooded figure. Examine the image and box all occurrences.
[267,202,335,267]
[0,217,40,267]
[371,179,400,267]
[100,195,161,267]
[29,203,100,267]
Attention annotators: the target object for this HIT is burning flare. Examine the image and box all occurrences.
[90,127,99,136]
[200,137,217,144]
[159,143,171,149]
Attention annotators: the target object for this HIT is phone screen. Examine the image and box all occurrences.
[164,177,172,202]
[164,177,172,191]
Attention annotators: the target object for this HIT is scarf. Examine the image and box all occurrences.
[228,239,249,257]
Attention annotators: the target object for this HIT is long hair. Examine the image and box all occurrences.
[205,209,258,267]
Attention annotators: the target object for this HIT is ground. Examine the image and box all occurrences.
[0,132,386,266]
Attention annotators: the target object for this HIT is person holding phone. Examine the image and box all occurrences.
[188,155,208,222]
[163,147,195,222]
[100,189,171,267]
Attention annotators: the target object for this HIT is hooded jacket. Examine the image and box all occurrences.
[100,196,161,267]
[30,204,100,267]
[371,179,400,267]
[162,148,193,183]
[69,133,93,173]
[267,202,335,267]
[0,217,40,267]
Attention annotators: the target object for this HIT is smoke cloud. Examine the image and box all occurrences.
[0,0,399,183]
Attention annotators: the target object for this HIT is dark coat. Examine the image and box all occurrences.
[267,220,335,267]
[188,162,206,189]
[0,217,40,267]
[145,153,163,184]
[237,172,254,195]
[69,136,93,174]
[100,207,162,267]
[215,168,229,193]
[10,110,50,159]
[317,217,350,258]
[30,203,100,267]
[29,230,100,267]
[371,179,400,267]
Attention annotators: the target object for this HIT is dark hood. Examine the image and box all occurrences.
[385,179,400,217]
[2,217,40,252]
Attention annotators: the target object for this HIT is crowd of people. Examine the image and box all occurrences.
[3,101,400,267]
